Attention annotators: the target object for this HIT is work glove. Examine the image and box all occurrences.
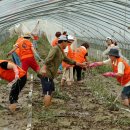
[88,62,100,68]
[102,72,116,78]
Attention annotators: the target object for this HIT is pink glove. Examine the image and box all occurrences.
[102,72,116,77]
[89,62,100,68]
[57,70,62,74]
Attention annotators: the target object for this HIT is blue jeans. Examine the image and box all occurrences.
[12,52,21,66]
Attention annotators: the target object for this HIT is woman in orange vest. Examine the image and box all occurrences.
[61,35,75,87]
[73,42,89,83]
[89,49,130,107]
[0,60,27,112]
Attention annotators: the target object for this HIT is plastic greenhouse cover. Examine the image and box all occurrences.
[0,0,130,44]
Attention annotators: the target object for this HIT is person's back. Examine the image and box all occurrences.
[7,34,40,73]
[15,34,40,72]
[73,42,89,82]
[18,38,34,60]
[74,46,87,63]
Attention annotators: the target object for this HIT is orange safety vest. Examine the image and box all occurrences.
[112,58,130,86]
[62,44,74,68]
[15,37,24,56]
[17,38,34,60]
[74,46,87,63]
[0,60,26,82]
[51,37,58,47]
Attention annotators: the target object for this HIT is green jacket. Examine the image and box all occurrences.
[45,45,76,79]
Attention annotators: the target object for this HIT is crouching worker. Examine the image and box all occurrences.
[38,35,86,108]
[89,49,130,107]
[0,60,27,112]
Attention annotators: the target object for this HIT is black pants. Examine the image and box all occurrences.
[73,66,82,81]
[9,75,27,104]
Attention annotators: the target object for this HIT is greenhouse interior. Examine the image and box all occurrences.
[0,0,130,130]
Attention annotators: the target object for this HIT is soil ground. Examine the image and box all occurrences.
[0,71,130,130]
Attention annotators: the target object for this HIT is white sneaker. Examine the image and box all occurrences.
[77,80,84,84]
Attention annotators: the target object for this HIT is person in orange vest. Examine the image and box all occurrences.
[7,33,41,73]
[73,42,89,83]
[89,49,130,107]
[61,35,75,87]
[51,32,61,47]
[0,60,27,112]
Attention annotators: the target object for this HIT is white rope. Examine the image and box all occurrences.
[120,107,130,113]
[26,74,33,130]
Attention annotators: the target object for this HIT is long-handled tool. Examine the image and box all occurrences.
[108,92,121,111]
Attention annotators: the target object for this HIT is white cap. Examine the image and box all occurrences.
[58,35,68,41]
[68,35,74,41]
[23,32,31,37]
[106,37,112,40]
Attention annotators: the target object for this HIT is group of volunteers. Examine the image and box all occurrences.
[0,31,130,112]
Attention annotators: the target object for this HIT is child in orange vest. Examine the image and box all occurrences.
[73,42,89,83]
[0,60,27,112]
[89,49,130,107]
